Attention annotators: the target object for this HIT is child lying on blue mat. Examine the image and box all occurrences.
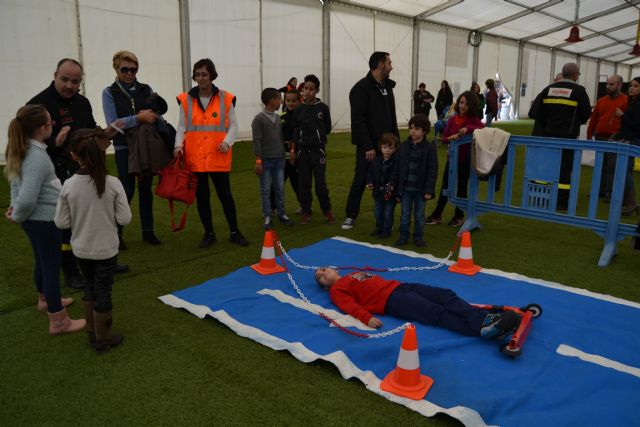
[315,267,520,338]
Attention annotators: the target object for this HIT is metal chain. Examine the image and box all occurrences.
[276,241,454,272]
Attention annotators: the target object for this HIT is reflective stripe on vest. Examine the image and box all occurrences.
[542,98,578,107]
[185,90,229,132]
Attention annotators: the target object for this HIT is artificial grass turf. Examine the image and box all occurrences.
[1,119,638,425]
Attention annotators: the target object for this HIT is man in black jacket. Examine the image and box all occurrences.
[27,58,128,288]
[528,62,591,209]
[342,52,399,230]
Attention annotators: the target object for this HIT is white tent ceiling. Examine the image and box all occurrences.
[342,0,640,66]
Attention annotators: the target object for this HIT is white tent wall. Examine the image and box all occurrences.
[599,61,615,81]
[518,45,551,118]
[555,51,578,75]
[478,35,499,89]
[373,13,413,126]
[261,0,323,96]
[2,1,639,163]
[617,64,630,81]
[579,56,598,102]
[496,39,519,97]
[329,4,374,132]
[189,0,261,139]
[417,23,447,122]
[444,27,474,97]
[0,0,79,163]
[79,0,182,136]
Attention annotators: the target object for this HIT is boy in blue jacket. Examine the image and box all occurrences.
[394,114,438,247]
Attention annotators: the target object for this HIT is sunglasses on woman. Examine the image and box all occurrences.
[120,67,138,74]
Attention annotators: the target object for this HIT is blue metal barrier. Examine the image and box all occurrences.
[446,136,640,267]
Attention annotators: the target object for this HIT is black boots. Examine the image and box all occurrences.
[142,231,161,245]
[61,250,85,290]
[93,310,124,354]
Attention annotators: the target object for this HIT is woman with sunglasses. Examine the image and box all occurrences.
[4,104,85,335]
[102,50,161,249]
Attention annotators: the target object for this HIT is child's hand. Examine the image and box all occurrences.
[424,193,433,200]
[173,147,184,158]
[254,163,263,175]
[458,127,468,135]
[55,126,71,147]
[368,317,383,329]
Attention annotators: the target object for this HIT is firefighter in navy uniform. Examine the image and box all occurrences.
[528,62,592,209]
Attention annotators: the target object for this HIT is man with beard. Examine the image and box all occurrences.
[342,52,399,230]
[586,75,627,202]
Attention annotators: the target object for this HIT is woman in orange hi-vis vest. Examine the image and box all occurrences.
[174,58,249,248]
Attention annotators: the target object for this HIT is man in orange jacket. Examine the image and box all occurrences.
[587,74,627,201]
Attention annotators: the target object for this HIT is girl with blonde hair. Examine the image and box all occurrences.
[4,104,85,334]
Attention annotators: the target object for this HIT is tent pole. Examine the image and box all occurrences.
[550,48,556,82]
[73,0,86,95]
[179,0,192,92]
[411,18,420,115]
[322,0,331,106]
[514,41,524,119]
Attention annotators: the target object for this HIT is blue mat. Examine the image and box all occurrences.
[160,237,640,426]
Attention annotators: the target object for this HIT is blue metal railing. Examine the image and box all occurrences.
[447,135,640,267]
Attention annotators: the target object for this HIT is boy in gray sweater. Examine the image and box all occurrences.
[252,88,293,230]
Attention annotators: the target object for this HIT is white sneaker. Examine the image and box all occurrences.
[341,218,355,230]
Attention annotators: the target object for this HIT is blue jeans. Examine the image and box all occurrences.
[399,191,426,240]
[373,197,396,234]
[21,221,63,313]
[115,148,154,231]
[258,158,285,218]
[385,283,489,336]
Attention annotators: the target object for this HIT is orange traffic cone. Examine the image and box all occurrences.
[380,324,433,400]
[251,230,286,275]
[448,231,481,276]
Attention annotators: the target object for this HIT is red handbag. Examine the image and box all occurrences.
[155,156,197,231]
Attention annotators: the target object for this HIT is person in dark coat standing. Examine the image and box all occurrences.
[342,51,399,230]
[435,80,453,120]
[413,82,434,117]
[27,58,128,289]
[528,62,591,210]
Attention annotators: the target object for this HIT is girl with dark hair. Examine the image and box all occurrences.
[471,82,485,118]
[5,105,85,335]
[279,77,297,94]
[435,80,453,120]
[426,91,484,226]
[55,129,131,353]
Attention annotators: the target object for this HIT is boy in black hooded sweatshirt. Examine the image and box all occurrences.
[292,74,335,225]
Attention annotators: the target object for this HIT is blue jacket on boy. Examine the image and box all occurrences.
[394,137,438,197]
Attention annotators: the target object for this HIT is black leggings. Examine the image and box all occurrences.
[195,172,239,235]
[431,159,470,220]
